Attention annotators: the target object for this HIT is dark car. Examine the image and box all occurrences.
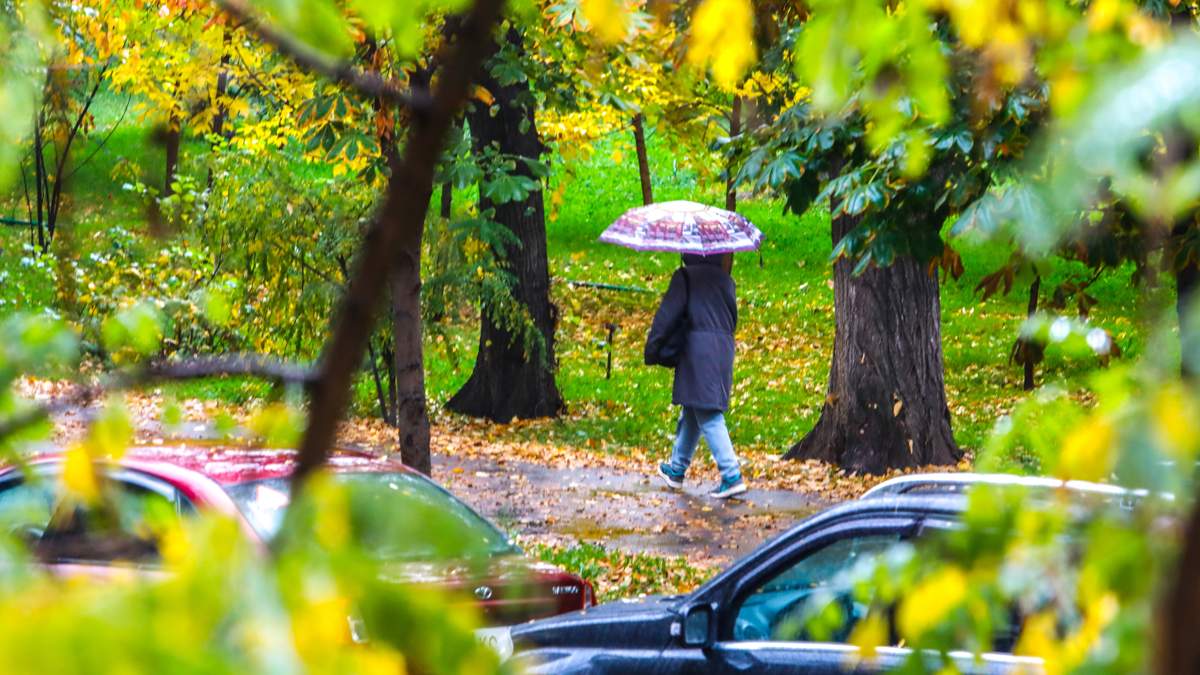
[0,445,594,632]
[508,490,1044,674]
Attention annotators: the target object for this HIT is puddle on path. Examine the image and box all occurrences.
[435,453,827,563]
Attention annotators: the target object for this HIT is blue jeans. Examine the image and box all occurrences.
[669,407,741,482]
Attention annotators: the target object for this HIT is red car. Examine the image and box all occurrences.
[0,444,593,629]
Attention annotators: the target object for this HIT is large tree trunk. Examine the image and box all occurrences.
[784,209,961,473]
[448,27,563,422]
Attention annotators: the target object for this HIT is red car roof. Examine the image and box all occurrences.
[107,444,412,485]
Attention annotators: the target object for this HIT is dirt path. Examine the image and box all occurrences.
[437,453,827,564]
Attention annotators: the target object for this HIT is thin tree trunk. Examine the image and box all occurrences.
[1175,226,1198,380]
[381,53,432,474]
[726,95,741,212]
[783,207,961,473]
[441,181,453,218]
[211,31,233,140]
[1024,274,1041,391]
[367,338,394,425]
[448,26,563,422]
[391,261,431,473]
[632,113,653,205]
[163,117,182,197]
[32,114,46,252]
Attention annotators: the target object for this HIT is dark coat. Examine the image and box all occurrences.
[644,257,738,411]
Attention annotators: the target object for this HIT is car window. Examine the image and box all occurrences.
[224,472,519,559]
[732,533,901,643]
[0,479,56,544]
[34,480,181,566]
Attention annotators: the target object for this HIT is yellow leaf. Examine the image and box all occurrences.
[1054,415,1115,482]
[687,0,756,90]
[1014,612,1063,675]
[847,611,887,661]
[1087,0,1121,32]
[897,566,967,640]
[581,0,629,44]
[1152,383,1200,459]
[472,85,495,105]
[63,444,100,503]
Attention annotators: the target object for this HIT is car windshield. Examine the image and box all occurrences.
[224,472,518,559]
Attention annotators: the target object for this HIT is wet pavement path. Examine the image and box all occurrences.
[435,453,828,564]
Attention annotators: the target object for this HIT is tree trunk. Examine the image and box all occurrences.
[441,181,453,218]
[448,27,563,422]
[383,54,432,475]
[783,208,961,474]
[632,113,653,205]
[726,96,741,212]
[391,249,432,474]
[32,113,47,252]
[1159,494,1200,674]
[1176,238,1198,380]
[163,118,181,197]
[1024,274,1041,391]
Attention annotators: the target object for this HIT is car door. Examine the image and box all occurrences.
[708,519,912,674]
[698,516,1036,675]
[653,516,916,675]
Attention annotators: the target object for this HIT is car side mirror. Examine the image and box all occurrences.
[681,604,714,648]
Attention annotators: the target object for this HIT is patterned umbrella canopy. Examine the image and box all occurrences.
[598,200,764,255]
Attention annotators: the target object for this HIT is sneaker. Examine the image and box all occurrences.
[657,463,685,489]
[709,476,747,499]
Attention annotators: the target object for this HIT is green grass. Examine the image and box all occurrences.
[527,540,715,601]
[1,93,1165,463]
[423,132,1154,458]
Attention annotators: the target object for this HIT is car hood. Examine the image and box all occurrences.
[511,595,682,649]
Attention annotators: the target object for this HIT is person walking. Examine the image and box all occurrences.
[645,253,747,499]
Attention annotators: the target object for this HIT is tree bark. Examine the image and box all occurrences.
[783,208,961,474]
[632,113,653,205]
[726,95,741,212]
[391,254,432,474]
[448,27,563,422]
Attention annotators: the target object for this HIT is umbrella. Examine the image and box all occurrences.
[598,200,763,255]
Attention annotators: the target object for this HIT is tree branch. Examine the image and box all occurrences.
[114,354,316,389]
[0,355,314,445]
[213,0,433,111]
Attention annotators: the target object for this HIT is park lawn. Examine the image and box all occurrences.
[424,132,1152,462]
[1,95,1157,465]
